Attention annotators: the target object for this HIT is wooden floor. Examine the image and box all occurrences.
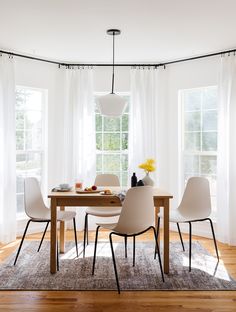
[1,229,236,312]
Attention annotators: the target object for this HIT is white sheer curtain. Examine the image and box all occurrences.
[129,67,168,186]
[51,67,96,229]
[0,55,16,243]
[217,55,236,245]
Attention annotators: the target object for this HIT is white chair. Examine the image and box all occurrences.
[14,177,78,267]
[83,174,121,257]
[157,177,219,272]
[92,186,164,293]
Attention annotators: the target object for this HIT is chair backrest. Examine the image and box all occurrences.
[24,177,49,219]
[94,174,120,186]
[178,177,211,219]
[114,186,154,234]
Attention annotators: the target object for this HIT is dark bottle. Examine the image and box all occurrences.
[131,172,137,187]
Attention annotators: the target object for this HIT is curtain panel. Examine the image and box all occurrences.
[0,55,16,244]
[129,67,169,187]
[217,55,236,245]
[51,67,96,230]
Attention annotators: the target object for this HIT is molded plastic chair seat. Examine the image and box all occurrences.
[31,210,76,222]
[92,186,165,293]
[14,177,78,268]
[158,209,201,223]
[157,177,219,272]
[86,207,121,217]
[83,174,121,257]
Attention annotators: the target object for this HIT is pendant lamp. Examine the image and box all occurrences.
[97,29,127,117]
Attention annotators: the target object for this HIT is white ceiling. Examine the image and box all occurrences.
[0,0,236,64]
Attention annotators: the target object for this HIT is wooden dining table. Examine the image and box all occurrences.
[48,187,173,274]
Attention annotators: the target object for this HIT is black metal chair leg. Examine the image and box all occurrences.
[14,220,31,265]
[189,222,192,272]
[109,233,121,294]
[156,217,160,238]
[37,221,49,252]
[73,218,79,257]
[133,236,135,267]
[86,214,89,246]
[57,237,59,271]
[152,226,165,282]
[92,226,100,275]
[207,218,219,260]
[124,236,127,258]
[154,217,161,257]
[177,222,185,251]
[83,213,88,258]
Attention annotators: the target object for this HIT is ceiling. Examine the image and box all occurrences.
[0,0,236,64]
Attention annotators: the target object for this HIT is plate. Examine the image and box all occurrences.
[53,187,72,192]
[76,190,101,194]
[100,191,114,196]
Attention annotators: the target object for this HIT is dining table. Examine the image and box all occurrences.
[48,187,173,274]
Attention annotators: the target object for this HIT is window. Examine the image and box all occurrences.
[180,86,217,217]
[95,94,129,187]
[16,86,47,215]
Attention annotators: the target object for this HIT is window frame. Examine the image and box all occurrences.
[95,92,129,187]
[179,85,218,218]
[15,85,48,219]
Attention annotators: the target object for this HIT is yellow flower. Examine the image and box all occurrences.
[139,158,156,173]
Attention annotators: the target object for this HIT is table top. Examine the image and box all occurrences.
[48,187,173,199]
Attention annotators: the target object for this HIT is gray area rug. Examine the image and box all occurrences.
[1,240,236,290]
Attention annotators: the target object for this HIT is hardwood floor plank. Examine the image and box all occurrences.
[0,230,236,311]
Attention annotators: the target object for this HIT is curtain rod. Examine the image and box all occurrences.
[0,48,236,68]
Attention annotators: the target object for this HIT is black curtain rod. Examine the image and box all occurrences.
[1,47,236,68]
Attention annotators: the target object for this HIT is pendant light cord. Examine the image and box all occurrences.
[111,31,115,94]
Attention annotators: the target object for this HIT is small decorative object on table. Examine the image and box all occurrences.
[131,172,138,187]
[139,158,156,186]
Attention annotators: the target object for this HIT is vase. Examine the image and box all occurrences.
[142,172,154,186]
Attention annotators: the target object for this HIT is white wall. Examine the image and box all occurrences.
[14,56,220,236]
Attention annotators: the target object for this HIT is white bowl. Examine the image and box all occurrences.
[59,183,70,189]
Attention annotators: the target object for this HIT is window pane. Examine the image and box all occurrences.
[96,154,102,171]
[16,175,24,194]
[122,133,128,150]
[203,87,217,109]
[122,114,128,131]
[96,133,102,150]
[184,111,200,131]
[16,130,24,150]
[104,133,120,150]
[200,156,217,175]
[202,132,217,151]
[103,155,120,171]
[202,110,217,131]
[25,111,42,129]
[16,194,24,214]
[25,130,42,150]
[96,114,102,131]
[184,155,199,175]
[104,117,120,131]
[184,132,200,151]
[184,90,201,111]
[121,154,128,171]
[16,111,24,129]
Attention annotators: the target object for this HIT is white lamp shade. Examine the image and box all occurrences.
[97,93,127,117]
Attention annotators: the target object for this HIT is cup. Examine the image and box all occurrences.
[59,183,70,189]
[75,181,83,190]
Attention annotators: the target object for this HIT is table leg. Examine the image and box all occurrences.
[50,198,57,274]
[163,198,169,274]
[60,206,65,253]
